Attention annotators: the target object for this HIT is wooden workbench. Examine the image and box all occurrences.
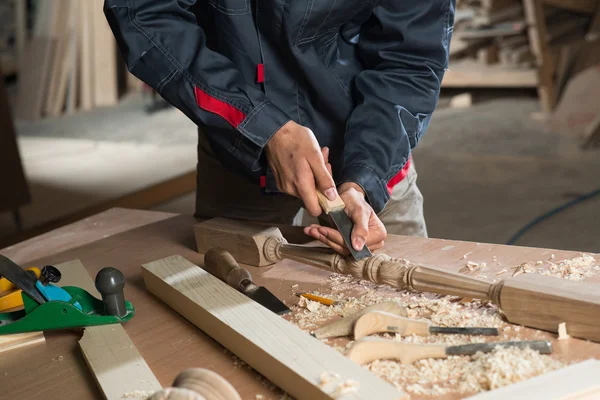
[1,207,599,399]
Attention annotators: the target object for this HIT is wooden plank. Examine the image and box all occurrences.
[523,0,557,112]
[477,44,500,65]
[43,0,70,116]
[55,259,162,400]
[79,0,94,110]
[456,20,527,40]
[544,0,598,14]
[90,0,118,107]
[14,38,56,120]
[65,0,79,114]
[548,66,600,137]
[469,359,600,399]
[50,0,78,116]
[142,255,406,400]
[0,332,45,354]
[442,61,538,87]
[472,4,524,26]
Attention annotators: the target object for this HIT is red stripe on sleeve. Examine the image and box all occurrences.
[257,64,265,83]
[386,157,412,195]
[194,86,246,128]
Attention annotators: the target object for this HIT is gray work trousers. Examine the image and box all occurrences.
[194,132,427,237]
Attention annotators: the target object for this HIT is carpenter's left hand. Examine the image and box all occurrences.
[303,148,386,255]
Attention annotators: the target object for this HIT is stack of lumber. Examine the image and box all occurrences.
[13,0,122,121]
[452,0,590,70]
[445,0,598,100]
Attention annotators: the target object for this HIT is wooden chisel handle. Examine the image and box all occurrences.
[204,248,252,291]
[316,191,345,213]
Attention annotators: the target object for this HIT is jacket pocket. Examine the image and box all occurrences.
[208,0,250,15]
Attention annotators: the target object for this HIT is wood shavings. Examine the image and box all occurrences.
[319,371,340,386]
[512,263,535,276]
[538,254,599,280]
[255,395,264,400]
[462,252,473,260]
[467,261,479,271]
[121,390,155,398]
[496,269,508,276]
[536,261,543,266]
[318,372,359,399]
[558,322,570,340]
[332,380,359,398]
[492,256,498,262]
[366,346,566,396]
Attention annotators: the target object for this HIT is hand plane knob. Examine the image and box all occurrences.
[95,267,127,317]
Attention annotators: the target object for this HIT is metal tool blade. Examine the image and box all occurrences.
[429,326,499,336]
[0,254,46,304]
[244,283,291,315]
[446,340,552,356]
[327,211,372,261]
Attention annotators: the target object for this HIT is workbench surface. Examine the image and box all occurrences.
[1,208,599,399]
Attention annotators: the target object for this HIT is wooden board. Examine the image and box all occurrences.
[543,0,598,14]
[523,0,557,112]
[442,61,538,87]
[1,208,600,400]
[14,37,56,120]
[56,259,162,400]
[79,0,94,110]
[548,66,600,137]
[469,359,600,399]
[0,332,45,354]
[142,255,405,400]
[90,0,118,107]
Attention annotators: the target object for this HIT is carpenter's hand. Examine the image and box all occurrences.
[265,121,338,217]
[303,182,387,256]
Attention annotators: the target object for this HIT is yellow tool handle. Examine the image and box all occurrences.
[0,267,42,312]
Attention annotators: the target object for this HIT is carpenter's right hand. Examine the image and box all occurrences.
[265,121,338,217]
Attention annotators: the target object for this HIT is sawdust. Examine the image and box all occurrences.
[285,252,597,398]
[121,390,155,398]
[367,346,566,396]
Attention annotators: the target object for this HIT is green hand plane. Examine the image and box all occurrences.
[0,255,134,335]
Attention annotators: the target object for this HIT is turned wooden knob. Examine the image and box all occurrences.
[146,368,241,400]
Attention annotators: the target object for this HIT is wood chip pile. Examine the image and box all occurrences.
[286,253,600,399]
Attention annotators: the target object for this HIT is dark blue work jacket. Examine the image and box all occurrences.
[104,0,455,213]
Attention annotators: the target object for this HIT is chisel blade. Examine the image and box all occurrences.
[317,189,372,261]
[244,284,291,315]
[326,210,372,261]
[446,340,552,356]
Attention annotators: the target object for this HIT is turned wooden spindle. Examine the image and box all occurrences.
[194,218,600,343]
[262,236,503,303]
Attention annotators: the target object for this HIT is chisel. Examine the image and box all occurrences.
[346,337,553,365]
[354,311,499,339]
[203,247,290,315]
[317,192,372,261]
